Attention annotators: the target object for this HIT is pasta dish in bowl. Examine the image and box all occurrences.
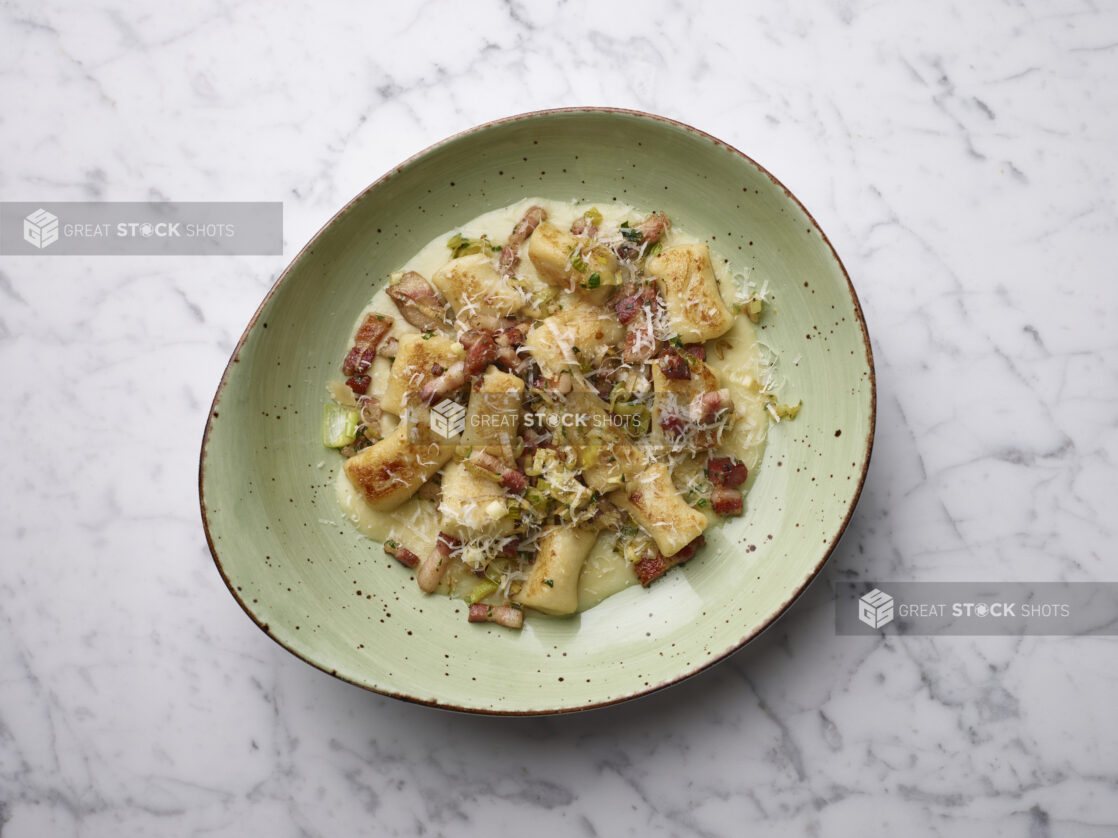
[200,109,874,714]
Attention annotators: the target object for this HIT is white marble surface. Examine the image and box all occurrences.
[2,1,1117,835]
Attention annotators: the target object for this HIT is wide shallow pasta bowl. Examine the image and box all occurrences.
[200,108,874,714]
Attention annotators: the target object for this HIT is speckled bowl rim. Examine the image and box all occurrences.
[199,107,876,715]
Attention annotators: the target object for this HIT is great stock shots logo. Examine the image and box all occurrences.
[858,588,894,629]
[837,582,1118,636]
[1,202,282,255]
[23,208,59,249]
[430,399,466,439]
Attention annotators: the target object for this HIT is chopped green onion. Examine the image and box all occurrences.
[467,580,498,604]
[534,286,560,315]
[447,233,491,258]
[322,402,360,448]
[464,460,503,483]
[597,269,621,286]
[776,400,802,420]
[446,233,468,255]
[524,488,548,511]
[484,557,515,585]
[608,381,630,411]
[586,272,601,289]
[767,399,802,422]
[584,208,603,226]
[613,401,651,438]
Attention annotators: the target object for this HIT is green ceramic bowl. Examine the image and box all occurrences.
[200,108,874,714]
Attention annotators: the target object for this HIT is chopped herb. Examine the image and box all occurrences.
[544,579,554,588]
[352,427,375,451]
[586,272,601,289]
